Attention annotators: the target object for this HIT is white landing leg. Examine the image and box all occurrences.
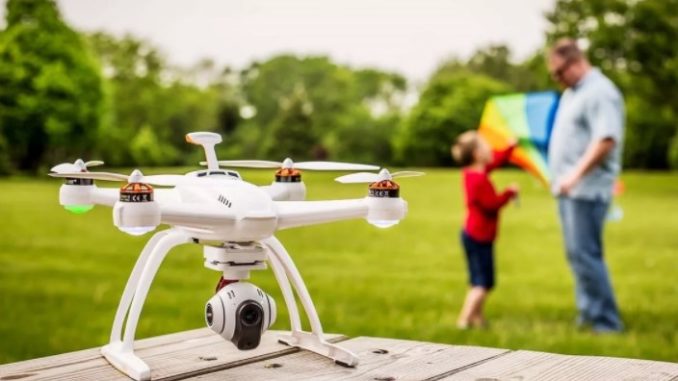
[102,228,192,381]
[267,251,302,332]
[262,236,359,367]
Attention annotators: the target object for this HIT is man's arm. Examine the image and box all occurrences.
[558,138,615,195]
[558,91,623,196]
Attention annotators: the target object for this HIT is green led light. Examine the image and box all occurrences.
[64,204,94,214]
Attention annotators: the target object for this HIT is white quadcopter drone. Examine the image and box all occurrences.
[49,132,423,381]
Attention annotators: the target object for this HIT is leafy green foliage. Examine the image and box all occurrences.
[1,0,677,172]
[396,70,510,166]
[262,84,319,160]
[668,130,678,170]
[467,46,550,92]
[0,134,11,174]
[546,0,678,168]
[234,55,407,164]
[86,33,238,167]
[0,0,104,172]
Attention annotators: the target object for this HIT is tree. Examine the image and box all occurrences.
[236,55,406,163]
[668,130,678,170]
[435,45,554,93]
[467,45,515,85]
[87,32,175,165]
[262,84,319,160]
[240,55,355,154]
[546,0,678,168]
[0,134,11,174]
[0,0,105,172]
[395,70,510,166]
[624,0,678,168]
[329,68,406,165]
[87,32,238,166]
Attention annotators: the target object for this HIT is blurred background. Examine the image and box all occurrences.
[1,0,677,173]
[0,0,676,365]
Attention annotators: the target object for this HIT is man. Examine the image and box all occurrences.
[547,38,624,332]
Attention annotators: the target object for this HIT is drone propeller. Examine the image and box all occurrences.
[50,159,104,174]
[201,158,379,171]
[49,169,188,187]
[335,169,425,184]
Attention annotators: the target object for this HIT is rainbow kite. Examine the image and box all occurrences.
[478,91,559,186]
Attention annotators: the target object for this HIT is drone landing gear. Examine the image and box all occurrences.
[262,237,359,368]
[102,230,357,381]
[102,228,192,381]
[276,331,358,368]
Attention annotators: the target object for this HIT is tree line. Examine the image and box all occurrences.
[0,0,676,175]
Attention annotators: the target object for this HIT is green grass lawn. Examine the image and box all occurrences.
[0,169,676,364]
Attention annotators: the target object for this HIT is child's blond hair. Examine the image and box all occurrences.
[451,131,479,166]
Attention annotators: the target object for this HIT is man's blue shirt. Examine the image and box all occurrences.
[548,68,625,200]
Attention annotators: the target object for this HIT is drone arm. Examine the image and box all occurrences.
[90,187,118,207]
[260,184,289,201]
[88,188,177,208]
[159,203,236,227]
[274,199,368,230]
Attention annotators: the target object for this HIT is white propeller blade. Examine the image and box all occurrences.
[49,171,190,187]
[49,171,129,181]
[50,163,81,173]
[51,159,105,173]
[210,160,283,168]
[85,160,104,167]
[204,159,379,171]
[293,161,379,171]
[335,172,382,183]
[390,171,426,179]
[143,174,191,186]
[335,170,425,183]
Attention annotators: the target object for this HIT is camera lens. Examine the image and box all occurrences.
[240,303,262,326]
[205,303,214,326]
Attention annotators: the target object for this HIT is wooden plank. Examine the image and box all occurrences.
[3,332,675,381]
[0,329,345,381]
[186,336,509,381]
[439,350,678,381]
[0,329,212,375]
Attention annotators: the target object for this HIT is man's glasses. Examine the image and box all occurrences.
[550,59,575,80]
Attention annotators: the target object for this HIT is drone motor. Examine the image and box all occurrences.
[52,159,104,214]
[368,178,400,198]
[113,170,161,236]
[365,171,408,228]
[58,180,95,214]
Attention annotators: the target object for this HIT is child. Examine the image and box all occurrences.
[451,131,519,329]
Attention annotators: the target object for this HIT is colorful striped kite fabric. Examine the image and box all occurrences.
[478,91,560,186]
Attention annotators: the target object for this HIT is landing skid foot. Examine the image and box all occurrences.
[101,342,151,381]
[277,331,359,368]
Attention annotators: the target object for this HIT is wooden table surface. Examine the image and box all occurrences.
[1,329,676,381]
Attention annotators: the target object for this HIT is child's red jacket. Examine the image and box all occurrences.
[462,146,516,243]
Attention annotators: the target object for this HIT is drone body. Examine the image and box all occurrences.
[49,132,422,380]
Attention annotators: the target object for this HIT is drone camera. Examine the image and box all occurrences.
[205,282,276,350]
